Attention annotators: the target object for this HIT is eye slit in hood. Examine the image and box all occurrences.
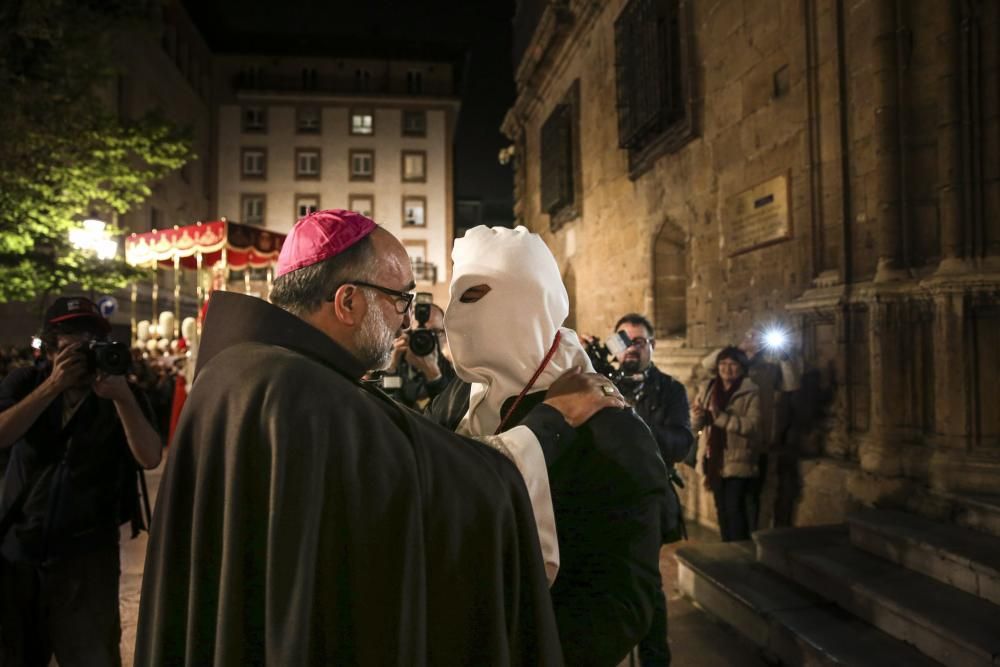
[459,284,492,303]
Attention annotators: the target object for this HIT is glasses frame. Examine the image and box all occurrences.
[328,280,414,314]
[627,336,651,348]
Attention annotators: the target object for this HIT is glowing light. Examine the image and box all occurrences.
[762,327,789,351]
[69,218,119,260]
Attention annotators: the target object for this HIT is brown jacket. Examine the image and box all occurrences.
[692,378,761,479]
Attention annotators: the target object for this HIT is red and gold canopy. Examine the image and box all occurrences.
[125,220,285,270]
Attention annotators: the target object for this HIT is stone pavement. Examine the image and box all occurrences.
[119,464,765,666]
[119,462,162,667]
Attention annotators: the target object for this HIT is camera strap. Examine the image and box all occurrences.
[494,331,562,435]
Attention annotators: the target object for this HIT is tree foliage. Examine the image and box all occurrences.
[0,0,192,304]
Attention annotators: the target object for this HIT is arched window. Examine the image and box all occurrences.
[652,219,686,337]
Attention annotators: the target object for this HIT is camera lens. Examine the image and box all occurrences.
[93,341,131,375]
[409,329,436,357]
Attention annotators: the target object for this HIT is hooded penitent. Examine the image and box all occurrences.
[446,225,593,437]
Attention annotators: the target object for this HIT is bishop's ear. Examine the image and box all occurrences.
[330,284,364,326]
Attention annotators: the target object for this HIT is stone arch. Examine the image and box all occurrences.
[562,263,577,330]
[652,219,687,338]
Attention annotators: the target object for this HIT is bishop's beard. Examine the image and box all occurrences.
[354,292,397,371]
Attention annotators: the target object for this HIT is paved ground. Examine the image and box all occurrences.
[119,465,766,666]
[119,463,162,667]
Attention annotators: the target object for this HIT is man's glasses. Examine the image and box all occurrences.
[347,281,415,314]
[627,336,651,348]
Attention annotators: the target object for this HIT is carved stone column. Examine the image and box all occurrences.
[872,0,907,282]
[935,0,967,274]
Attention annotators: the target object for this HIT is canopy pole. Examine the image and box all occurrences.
[151,261,159,330]
[173,253,181,339]
[244,267,251,294]
[195,251,204,337]
[219,247,228,292]
[266,264,274,301]
[130,282,137,346]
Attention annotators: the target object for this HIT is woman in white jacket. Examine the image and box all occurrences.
[692,346,761,541]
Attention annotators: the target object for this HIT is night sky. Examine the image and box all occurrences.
[182,0,517,208]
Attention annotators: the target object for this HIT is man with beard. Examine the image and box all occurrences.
[135,209,623,666]
[428,226,667,666]
[613,313,694,666]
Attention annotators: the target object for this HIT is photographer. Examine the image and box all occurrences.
[0,297,161,666]
[608,314,693,667]
[383,300,454,409]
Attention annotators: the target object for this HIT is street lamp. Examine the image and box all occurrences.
[69,218,119,259]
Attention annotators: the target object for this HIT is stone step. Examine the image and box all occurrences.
[675,541,940,666]
[849,508,1000,606]
[905,491,1000,540]
[755,526,1000,667]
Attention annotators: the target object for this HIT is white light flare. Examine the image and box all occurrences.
[69,218,119,260]
[762,326,789,352]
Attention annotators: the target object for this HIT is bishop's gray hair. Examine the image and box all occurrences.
[270,233,378,317]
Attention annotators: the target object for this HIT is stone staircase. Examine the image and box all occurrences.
[675,494,1000,666]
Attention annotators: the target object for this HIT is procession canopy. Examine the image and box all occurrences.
[125,221,285,269]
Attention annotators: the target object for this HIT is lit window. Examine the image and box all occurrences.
[401,151,426,182]
[241,148,266,178]
[242,195,265,225]
[403,196,426,227]
[350,150,374,180]
[242,106,266,133]
[402,110,426,136]
[295,195,320,220]
[351,111,374,135]
[349,195,374,218]
[297,106,321,133]
[296,149,321,178]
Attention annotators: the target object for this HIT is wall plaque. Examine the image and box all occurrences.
[725,174,791,256]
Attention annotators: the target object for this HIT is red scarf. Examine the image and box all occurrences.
[703,377,743,490]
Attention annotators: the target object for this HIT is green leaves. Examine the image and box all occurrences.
[0,0,191,303]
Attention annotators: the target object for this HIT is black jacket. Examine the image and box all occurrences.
[0,367,145,564]
[430,379,666,667]
[136,292,562,666]
[620,365,693,540]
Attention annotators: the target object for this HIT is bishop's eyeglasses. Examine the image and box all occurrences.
[334,281,415,314]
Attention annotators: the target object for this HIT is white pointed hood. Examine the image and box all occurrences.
[446,225,593,436]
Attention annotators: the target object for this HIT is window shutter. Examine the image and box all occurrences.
[615,0,685,150]
[540,104,574,215]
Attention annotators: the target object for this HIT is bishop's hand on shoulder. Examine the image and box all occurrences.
[543,368,626,428]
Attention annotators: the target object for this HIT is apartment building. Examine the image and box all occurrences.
[213,54,461,301]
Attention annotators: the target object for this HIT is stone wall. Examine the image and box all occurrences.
[505,0,1000,528]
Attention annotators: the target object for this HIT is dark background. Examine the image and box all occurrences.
[182,0,517,214]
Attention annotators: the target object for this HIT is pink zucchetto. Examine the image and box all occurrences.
[275,209,377,278]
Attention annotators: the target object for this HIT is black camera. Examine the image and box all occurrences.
[86,340,131,375]
[408,292,437,357]
[583,331,632,382]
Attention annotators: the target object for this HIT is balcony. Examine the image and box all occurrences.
[232,70,453,98]
[411,258,438,285]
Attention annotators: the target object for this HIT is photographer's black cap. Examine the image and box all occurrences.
[44,297,111,333]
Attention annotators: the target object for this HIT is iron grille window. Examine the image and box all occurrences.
[614,0,685,151]
[540,103,574,216]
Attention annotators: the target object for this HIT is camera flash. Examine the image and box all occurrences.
[762,327,789,351]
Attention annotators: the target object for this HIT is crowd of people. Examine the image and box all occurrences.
[0,209,815,667]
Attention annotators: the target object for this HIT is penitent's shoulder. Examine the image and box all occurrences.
[581,407,668,494]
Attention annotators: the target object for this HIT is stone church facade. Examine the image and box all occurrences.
[503,0,1000,530]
